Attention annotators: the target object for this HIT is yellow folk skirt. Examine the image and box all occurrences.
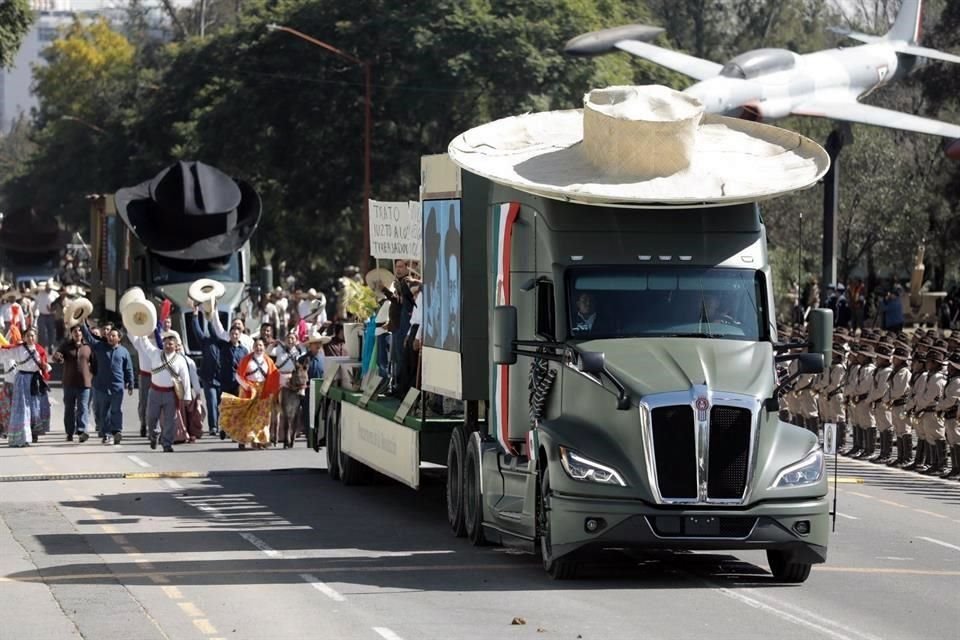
[219,383,273,445]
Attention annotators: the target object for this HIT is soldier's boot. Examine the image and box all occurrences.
[939,445,960,479]
[845,427,862,457]
[808,418,820,438]
[867,430,884,462]
[888,435,906,467]
[898,434,915,467]
[855,428,876,458]
[922,440,946,475]
[904,439,925,470]
[836,422,848,451]
[873,431,893,464]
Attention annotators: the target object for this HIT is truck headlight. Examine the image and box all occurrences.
[771,450,823,488]
[559,447,627,487]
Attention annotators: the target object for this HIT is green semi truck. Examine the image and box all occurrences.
[315,94,833,581]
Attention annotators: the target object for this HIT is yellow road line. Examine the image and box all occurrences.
[827,477,864,484]
[178,602,205,618]
[875,498,907,508]
[161,586,184,600]
[912,509,948,519]
[193,619,218,635]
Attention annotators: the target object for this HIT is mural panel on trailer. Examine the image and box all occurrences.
[422,199,462,352]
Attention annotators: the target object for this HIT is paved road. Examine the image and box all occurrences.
[2,388,959,640]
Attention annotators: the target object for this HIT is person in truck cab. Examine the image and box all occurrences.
[572,292,598,336]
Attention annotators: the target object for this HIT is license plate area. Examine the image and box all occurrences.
[684,515,720,536]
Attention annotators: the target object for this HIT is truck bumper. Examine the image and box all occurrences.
[548,492,829,564]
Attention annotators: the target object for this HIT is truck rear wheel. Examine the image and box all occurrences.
[766,550,812,583]
[537,466,577,580]
[338,427,367,486]
[446,426,467,537]
[463,437,486,546]
[325,401,341,481]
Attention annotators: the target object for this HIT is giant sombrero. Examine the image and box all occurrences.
[114,161,262,261]
[448,85,830,207]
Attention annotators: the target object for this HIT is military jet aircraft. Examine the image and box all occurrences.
[565,0,960,158]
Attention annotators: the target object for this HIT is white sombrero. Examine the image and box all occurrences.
[448,85,830,207]
[64,297,93,328]
[365,268,394,291]
[306,331,332,345]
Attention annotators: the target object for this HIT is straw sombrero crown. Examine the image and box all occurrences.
[448,85,830,206]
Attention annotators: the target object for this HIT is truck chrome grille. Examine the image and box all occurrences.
[707,406,752,499]
[645,396,756,505]
[650,406,697,499]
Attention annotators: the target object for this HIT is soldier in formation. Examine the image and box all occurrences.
[778,326,957,479]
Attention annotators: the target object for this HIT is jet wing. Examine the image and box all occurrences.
[614,40,722,81]
[892,44,960,65]
[792,100,960,139]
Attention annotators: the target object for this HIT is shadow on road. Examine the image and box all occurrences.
[7,472,790,590]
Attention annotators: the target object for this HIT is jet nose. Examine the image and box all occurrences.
[944,138,960,161]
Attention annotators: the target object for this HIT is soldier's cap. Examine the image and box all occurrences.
[927,347,947,364]
[848,343,861,353]
[835,326,849,335]
[893,346,910,359]
[934,338,949,349]
[896,332,910,342]
[873,344,894,359]
[950,353,960,369]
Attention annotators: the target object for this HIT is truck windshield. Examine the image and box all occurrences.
[567,266,769,341]
[150,253,241,285]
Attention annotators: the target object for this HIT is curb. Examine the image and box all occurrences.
[0,468,323,483]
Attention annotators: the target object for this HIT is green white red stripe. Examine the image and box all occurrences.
[491,202,520,454]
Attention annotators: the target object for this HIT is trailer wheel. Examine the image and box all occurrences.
[325,401,341,481]
[446,426,467,537]
[766,550,812,583]
[537,466,577,580]
[338,424,367,486]
[463,438,486,546]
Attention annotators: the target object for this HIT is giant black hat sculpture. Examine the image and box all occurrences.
[114,161,262,262]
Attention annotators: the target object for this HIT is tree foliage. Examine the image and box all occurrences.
[0,0,33,70]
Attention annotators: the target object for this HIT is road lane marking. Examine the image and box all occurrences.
[178,602,205,618]
[373,627,405,640]
[300,573,346,602]
[163,479,183,490]
[827,477,864,484]
[836,513,858,520]
[193,619,218,635]
[919,536,960,552]
[716,588,878,640]
[814,566,960,576]
[849,491,873,499]
[161,586,184,600]
[734,587,884,640]
[127,455,151,468]
[875,498,906,508]
[238,532,282,558]
[912,509,948,519]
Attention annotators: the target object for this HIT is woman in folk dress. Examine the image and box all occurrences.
[4,327,52,447]
[219,337,280,449]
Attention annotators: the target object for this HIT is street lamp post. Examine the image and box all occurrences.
[267,23,372,270]
[60,115,106,135]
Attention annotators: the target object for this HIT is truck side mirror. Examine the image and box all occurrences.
[795,352,824,375]
[492,305,518,365]
[578,350,605,375]
[807,308,833,363]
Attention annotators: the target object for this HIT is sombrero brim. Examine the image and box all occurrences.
[365,268,395,290]
[307,336,333,345]
[448,109,830,207]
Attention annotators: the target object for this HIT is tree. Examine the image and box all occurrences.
[0,0,33,69]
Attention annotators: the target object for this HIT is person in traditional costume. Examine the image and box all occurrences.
[3,327,52,447]
[219,337,280,449]
[133,331,192,452]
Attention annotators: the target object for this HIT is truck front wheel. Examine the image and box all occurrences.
[537,466,577,580]
[463,438,486,546]
[446,426,467,537]
[766,549,812,583]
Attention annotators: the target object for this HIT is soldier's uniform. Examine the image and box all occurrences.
[841,344,862,456]
[886,345,913,467]
[915,348,947,474]
[868,344,895,463]
[904,353,929,471]
[794,370,820,434]
[852,347,877,459]
[822,343,848,449]
[935,353,960,479]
